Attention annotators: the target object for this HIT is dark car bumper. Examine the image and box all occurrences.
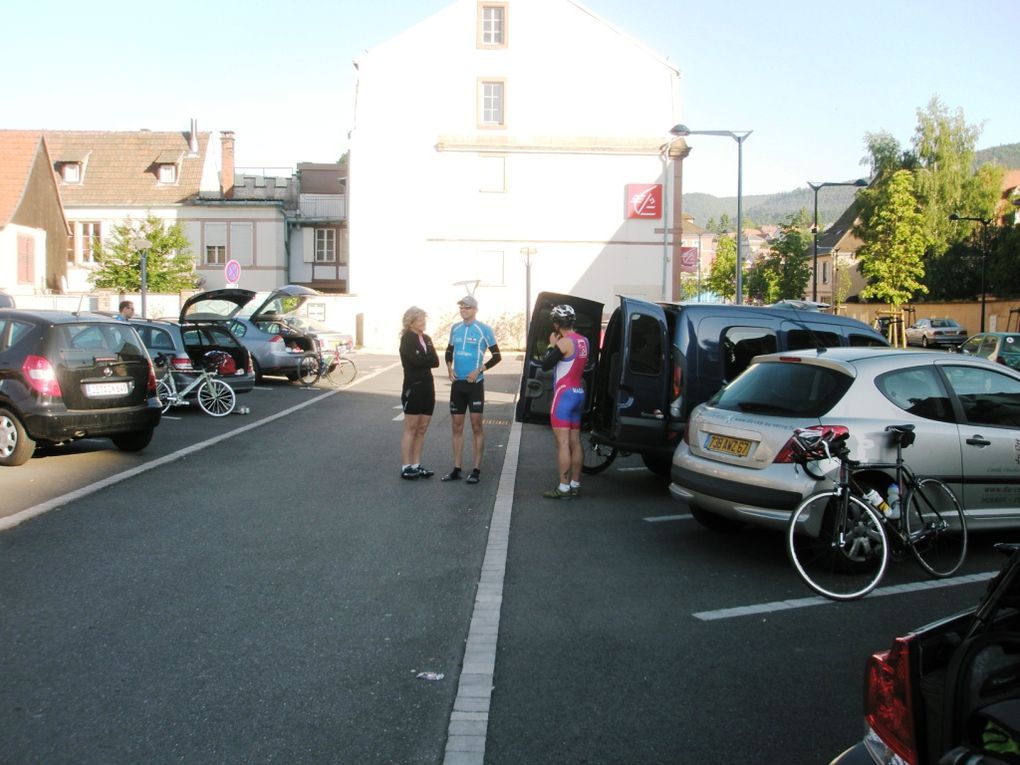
[24,402,162,442]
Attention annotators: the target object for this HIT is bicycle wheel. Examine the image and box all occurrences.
[905,478,967,577]
[155,379,174,414]
[197,378,236,417]
[581,430,617,474]
[297,353,321,386]
[787,490,889,601]
[333,357,357,386]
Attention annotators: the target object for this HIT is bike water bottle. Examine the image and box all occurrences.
[863,488,890,514]
[886,482,901,520]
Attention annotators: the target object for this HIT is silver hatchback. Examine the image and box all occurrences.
[670,347,1020,532]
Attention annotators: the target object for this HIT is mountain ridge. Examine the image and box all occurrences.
[682,142,1020,228]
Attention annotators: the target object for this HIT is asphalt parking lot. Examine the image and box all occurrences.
[2,351,1018,764]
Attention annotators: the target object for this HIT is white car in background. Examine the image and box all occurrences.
[670,347,1020,532]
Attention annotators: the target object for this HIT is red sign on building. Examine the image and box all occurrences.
[679,247,699,273]
[626,184,662,219]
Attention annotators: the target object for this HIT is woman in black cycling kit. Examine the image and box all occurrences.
[399,306,440,480]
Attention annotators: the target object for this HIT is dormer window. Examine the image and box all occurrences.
[158,163,178,183]
[60,162,82,183]
[55,150,90,184]
[154,150,182,185]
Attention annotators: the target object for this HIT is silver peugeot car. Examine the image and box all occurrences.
[669,347,1020,532]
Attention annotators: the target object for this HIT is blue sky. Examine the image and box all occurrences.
[5,0,1015,197]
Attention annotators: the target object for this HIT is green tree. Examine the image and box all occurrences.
[858,99,1004,300]
[91,216,198,293]
[705,235,738,302]
[857,170,927,307]
[744,216,811,304]
[717,213,732,233]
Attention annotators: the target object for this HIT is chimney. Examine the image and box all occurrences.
[188,118,199,155]
[220,130,235,198]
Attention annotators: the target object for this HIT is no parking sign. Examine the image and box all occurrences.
[224,259,241,286]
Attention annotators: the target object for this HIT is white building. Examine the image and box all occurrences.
[349,0,683,346]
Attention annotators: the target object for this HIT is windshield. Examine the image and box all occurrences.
[708,361,853,418]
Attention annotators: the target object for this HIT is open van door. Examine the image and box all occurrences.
[600,297,670,449]
[515,292,603,425]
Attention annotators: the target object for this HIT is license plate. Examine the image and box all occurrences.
[84,381,130,398]
[706,434,752,457]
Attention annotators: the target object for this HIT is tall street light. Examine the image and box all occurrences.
[670,125,751,304]
[658,135,690,301]
[520,247,537,330]
[949,213,992,332]
[808,179,868,302]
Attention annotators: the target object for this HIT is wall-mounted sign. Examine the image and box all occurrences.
[679,247,699,273]
[626,184,662,219]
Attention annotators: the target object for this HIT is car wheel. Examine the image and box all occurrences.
[640,453,672,476]
[921,335,930,348]
[111,428,154,452]
[0,407,37,466]
[688,504,743,532]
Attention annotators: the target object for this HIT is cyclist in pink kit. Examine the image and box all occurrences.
[539,304,589,499]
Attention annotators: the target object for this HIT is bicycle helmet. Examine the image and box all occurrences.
[550,304,576,324]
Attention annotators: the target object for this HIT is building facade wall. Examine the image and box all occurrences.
[349,0,681,346]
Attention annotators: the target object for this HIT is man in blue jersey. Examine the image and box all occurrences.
[442,295,501,484]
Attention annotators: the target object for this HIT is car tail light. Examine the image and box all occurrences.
[171,354,195,372]
[864,637,919,765]
[773,424,849,463]
[245,352,254,375]
[146,361,158,397]
[22,355,61,397]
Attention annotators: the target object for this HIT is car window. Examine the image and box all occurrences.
[627,313,662,376]
[207,326,237,345]
[849,332,888,347]
[0,319,34,351]
[980,336,998,356]
[55,324,146,362]
[229,320,247,339]
[786,328,841,351]
[959,337,983,355]
[876,367,954,422]
[709,361,852,418]
[721,327,777,381]
[943,366,1020,428]
[1003,336,1020,357]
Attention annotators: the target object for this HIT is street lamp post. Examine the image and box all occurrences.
[949,213,992,332]
[808,179,868,302]
[129,237,152,318]
[520,247,537,330]
[670,125,752,304]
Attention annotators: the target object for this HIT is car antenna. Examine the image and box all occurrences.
[74,292,85,317]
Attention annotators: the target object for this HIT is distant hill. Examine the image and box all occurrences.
[683,142,1020,229]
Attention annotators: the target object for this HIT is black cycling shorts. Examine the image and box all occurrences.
[402,380,436,416]
[449,379,484,415]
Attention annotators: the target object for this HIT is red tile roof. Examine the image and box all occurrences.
[0,130,47,227]
[44,130,211,206]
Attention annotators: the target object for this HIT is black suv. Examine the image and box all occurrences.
[0,309,162,466]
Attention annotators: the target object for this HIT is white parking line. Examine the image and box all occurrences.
[0,361,400,533]
[692,571,997,621]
